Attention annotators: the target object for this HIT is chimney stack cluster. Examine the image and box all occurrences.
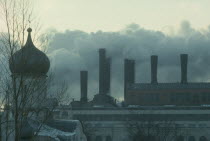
[124,54,189,86]
[123,54,188,102]
[79,51,189,103]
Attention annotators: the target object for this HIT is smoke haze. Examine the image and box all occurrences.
[47,21,210,101]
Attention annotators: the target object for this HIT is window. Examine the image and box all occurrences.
[188,136,195,141]
[199,136,207,141]
[175,93,180,102]
[87,136,91,141]
[208,94,210,101]
[176,136,184,141]
[198,124,206,127]
[95,136,102,141]
[188,124,196,128]
[106,136,112,141]
[193,94,199,103]
[184,93,190,102]
[176,124,185,128]
[62,111,68,118]
[155,94,159,102]
[170,94,176,102]
[54,111,60,116]
[202,94,207,102]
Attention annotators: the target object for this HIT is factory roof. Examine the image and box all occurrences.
[127,82,210,90]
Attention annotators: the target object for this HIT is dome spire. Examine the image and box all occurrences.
[25,27,34,48]
[9,27,50,74]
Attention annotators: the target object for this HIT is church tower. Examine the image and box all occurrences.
[9,28,50,108]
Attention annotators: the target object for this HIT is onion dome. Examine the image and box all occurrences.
[9,28,50,74]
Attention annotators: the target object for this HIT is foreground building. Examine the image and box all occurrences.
[55,106,210,141]
[1,28,87,141]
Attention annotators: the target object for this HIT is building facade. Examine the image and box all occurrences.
[54,106,210,141]
[124,54,210,106]
[66,49,210,141]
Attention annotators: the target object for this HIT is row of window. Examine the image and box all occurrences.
[170,93,210,103]
[87,135,207,141]
[133,93,210,103]
[74,114,210,121]
[87,135,112,141]
[132,135,207,141]
[176,136,207,141]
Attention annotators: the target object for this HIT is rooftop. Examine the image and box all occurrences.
[127,82,210,90]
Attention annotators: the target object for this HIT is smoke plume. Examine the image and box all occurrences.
[47,21,210,101]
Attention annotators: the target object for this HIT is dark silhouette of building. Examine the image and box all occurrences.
[125,54,210,106]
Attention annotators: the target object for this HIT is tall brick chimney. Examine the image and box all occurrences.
[80,71,88,102]
[124,59,135,101]
[180,54,188,84]
[99,48,106,94]
[105,58,111,95]
[151,55,158,84]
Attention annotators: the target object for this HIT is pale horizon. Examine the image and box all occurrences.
[34,0,210,33]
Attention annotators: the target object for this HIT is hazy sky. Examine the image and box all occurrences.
[33,0,210,100]
[35,0,210,32]
[1,0,210,101]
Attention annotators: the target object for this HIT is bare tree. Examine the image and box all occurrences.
[127,113,185,141]
[125,109,186,141]
[81,121,98,141]
[0,0,68,140]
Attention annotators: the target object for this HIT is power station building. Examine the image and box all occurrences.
[60,48,210,141]
[5,28,210,141]
[125,54,210,106]
[71,49,210,107]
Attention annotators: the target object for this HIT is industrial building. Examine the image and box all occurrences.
[5,27,209,141]
[70,48,210,107]
[125,54,210,106]
[1,28,210,141]
[63,48,210,141]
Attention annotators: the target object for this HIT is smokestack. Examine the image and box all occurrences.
[124,59,135,101]
[151,55,158,84]
[105,58,111,95]
[80,71,88,102]
[180,54,188,84]
[99,48,106,94]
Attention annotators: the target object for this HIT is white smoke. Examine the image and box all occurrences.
[47,21,210,101]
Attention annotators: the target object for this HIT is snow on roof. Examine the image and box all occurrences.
[37,124,76,140]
